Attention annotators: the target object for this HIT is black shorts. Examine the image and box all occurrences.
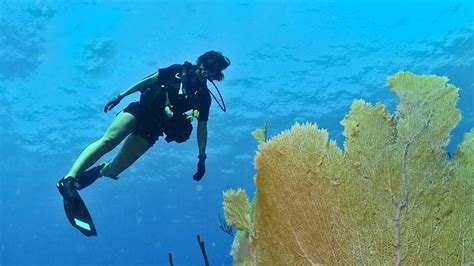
[122,102,164,146]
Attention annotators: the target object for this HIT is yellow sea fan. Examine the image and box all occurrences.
[227,72,472,265]
[230,230,255,266]
[251,121,268,144]
[454,129,474,178]
[254,123,348,265]
[453,129,474,263]
[223,189,254,236]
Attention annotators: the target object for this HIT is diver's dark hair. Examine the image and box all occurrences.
[196,50,230,81]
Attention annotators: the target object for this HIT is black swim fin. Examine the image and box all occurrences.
[57,177,97,237]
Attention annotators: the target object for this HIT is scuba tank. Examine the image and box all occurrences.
[165,61,194,118]
[178,61,193,99]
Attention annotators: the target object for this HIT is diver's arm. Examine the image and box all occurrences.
[104,72,159,112]
[118,72,159,98]
[197,120,208,156]
[193,120,207,181]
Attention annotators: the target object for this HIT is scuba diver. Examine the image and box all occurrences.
[56,50,231,236]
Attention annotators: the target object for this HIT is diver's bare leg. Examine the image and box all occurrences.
[100,133,151,178]
[65,112,137,178]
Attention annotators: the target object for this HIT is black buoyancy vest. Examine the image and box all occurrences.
[139,64,181,116]
[140,63,204,116]
[139,64,200,143]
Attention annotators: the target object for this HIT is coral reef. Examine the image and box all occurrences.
[223,72,473,265]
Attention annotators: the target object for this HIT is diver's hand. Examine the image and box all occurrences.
[104,95,123,113]
[193,154,206,181]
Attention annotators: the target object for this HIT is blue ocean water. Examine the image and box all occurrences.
[0,0,472,265]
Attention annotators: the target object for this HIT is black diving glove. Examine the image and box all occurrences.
[193,154,206,181]
[104,95,123,113]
